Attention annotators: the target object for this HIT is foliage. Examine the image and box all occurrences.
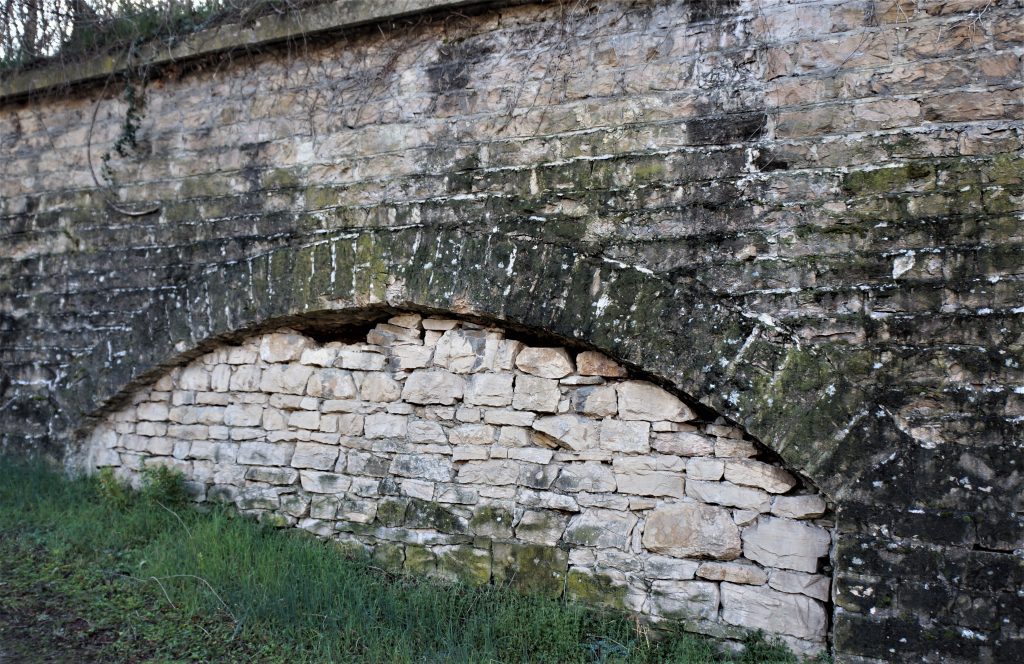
[0,456,807,662]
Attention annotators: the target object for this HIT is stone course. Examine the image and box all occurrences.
[83,317,833,654]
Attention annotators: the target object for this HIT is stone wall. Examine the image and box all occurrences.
[2,0,1023,660]
[82,314,833,654]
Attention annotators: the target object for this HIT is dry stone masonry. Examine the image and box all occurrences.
[83,315,833,655]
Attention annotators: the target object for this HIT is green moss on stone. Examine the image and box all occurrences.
[435,545,492,585]
[492,542,567,598]
[404,545,436,575]
[371,542,405,572]
[469,504,513,538]
[565,568,627,610]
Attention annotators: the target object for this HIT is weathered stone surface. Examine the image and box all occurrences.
[649,580,720,620]
[299,471,352,494]
[389,454,453,482]
[515,347,574,379]
[358,372,403,402]
[532,415,598,451]
[364,413,407,439]
[616,382,695,422]
[720,583,827,641]
[697,561,768,585]
[643,503,740,560]
[687,457,725,481]
[260,365,315,395]
[576,351,627,378]
[599,419,650,453]
[554,462,616,493]
[614,469,685,498]
[464,373,514,407]
[511,375,561,412]
[515,509,569,545]
[291,442,340,470]
[401,369,465,405]
[724,460,797,494]
[565,509,637,550]
[457,460,520,485]
[686,479,771,512]
[492,542,567,597]
[652,432,714,456]
[772,494,827,519]
[260,332,313,363]
[742,517,831,573]
[237,442,293,466]
[570,385,618,417]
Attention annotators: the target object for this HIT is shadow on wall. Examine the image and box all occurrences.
[76,311,835,656]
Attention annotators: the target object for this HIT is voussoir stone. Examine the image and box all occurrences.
[643,503,740,560]
[742,517,831,573]
[401,369,465,405]
[515,347,574,379]
[724,459,797,494]
[616,381,695,422]
[575,351,627,378]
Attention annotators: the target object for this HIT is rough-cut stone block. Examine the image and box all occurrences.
[565,509,637,550]
[514,509,569,545]
[299,347,337,367]
[724,459,797,494]
[768,570,831,601]
[299,471,352,494]
[686,479,771,512]
[245,466,299,485]
[458,460,520,485]
[506,447,553,464]
[137,402,170,421]
[742,517,831,573]
[229,366,262,391]
[649,580,720,620]
[449,423,497,446]
[464,373,514,407]
[511,375,561,413]
[553,462,616,492]
[772,494,827,519]
[336,349,387,371]
[223,403,263,427]
[616,381,694,422]
[643,503,740,560]
[357,372,403,402]
[237,442,293,466]
[515,347,574,378]
[492,542,567,597]
[714,438,758,458]
[390,454,453,482]
[422,318,459,331]
[687,457,725,480]
[697,561,768,585]
[388,313,422,330]
[599,419,650,453]
[307,368,357,399]
[645,556,700,580]
[401,369,465,405]
[291,442,340,470]
[364,413,407,439]
[652,431,714,456]
[720,583,827,641]
[570,384,618,417]
[576,351,627,378]
[531,414,598,451]
[260,365,315,395]
[260,332,314,363]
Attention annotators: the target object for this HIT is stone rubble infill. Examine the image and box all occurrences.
[83,315,833,655]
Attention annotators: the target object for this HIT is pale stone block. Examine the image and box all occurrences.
[517,461,559,489]
[291,442,340,470]
[364,413,407,438]
[643,503,741,560]
[137,402,169,421]
[195,406,226,425]
[309,495,339,519]
[645,556,700,580]
[554,462,616,492]
[564,509,637,550]
[187,441,238,463]
[318,414,340,433]
[652,431,715,456]
[407,419,447,444]
[517,489,579,511]
[724,459,796,494]
[714,438,758,458]
[225,345,259,365]
[349,477,380,497]
[368,323,421,346]
[288,410,321,430]
[357,371,403,402]
[455,406,480,422]
[720,583,827,641]
[345,452,390,477]
[768,570,831,601]
[422,318,460,330]
[772,494,827,519]
[512,375,561,413]
[515,509,569,546]
[734,510,759,526]
[570,385,618,417]
[617,381,694,422]
[245,466,299,485]
[260,364,315,395]
[515,347,574,379]
[210,365,231,392]
[707,423,743,439]
[310,432,341,445]
[260,332,314,363]
[390,454,453,482]
[153,375,174,391]
[742,517,831,573]
[400,479,436,501]
[136,421,166,437]
[387,402,414,416]
[322,399,365,414]
[337,413,364,436]
[464,373,514,406]
[449,423,497,446]
[436,484,479,504]
[615,470,685,498]
[269,394,303,410]
[144,437,175,455]
[560,376,603,386]
[649,580,720,620]
[686,479,771,512]
[576,351,627,377]
[489,339,523,372]
[577,492,629,510]
[507,447,554,464]
[497,426,532,447]
[432,329,495,373]
[261,408,287,430]
[338,497,378,524]
[299,347,337,367]
[424,330,444,346]
[612,455,686,473]
[697,561,768,585]
[299,470,352,494]
[531,414,598,451]
[392,344,433,370]
[179,365,209,391]
[196,392,229,406]
[307,368,357,399]
[458,460,520,485]
[687,457,725,481]
[168,406,196,424]
[599,419,650,453]
[223,403,263,427]
[453,446,489,461]
[401,369,465,405]
[237,442,294,466]
[388,313,423,329]
[336,350,387,371]
[483,409,536,426]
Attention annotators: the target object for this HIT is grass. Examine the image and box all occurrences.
[0,457,804,663]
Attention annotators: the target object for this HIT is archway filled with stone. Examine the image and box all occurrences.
[79,311,834,655]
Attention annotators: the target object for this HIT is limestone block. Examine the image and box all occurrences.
[724,459,796,494]
[210,365,231,392]
[364,413,407,439]
[299,471,353,494]
[401,369,465,405]
[714,438,758,458]
[260,332,314,363]
[772,494,827,519]
[195,406,225,426]
[455,406,480,422]
[599,419,650,453]
[187,441,237,463]
[645,556,700,580]
[507,447,554,464]
[237,442,294,466]
[390,454,453,482]
[230,366,262,391]
[497,426,532,447]
[512,375,561,412]
[388,313,423,329]
[449,424,497,446]
[144,437,175,455]
[515,347,574,378]
[436,483,479,504]
[612,455,686,473]
[517,489,579,512]
[697,561,768,585]
[515,509,569,545]
[260,365,315,395]
[464,373,514,407]
[336,349,387,371]
[564,509,637,550]
[336,413,364,436]
[570,385,618,417]
[299,347,337,367]
[245,466,299,485]
[400,479,435,501]
[137,402,169,421]
[742,517,831,573]
[566,567,645,612]
[345,452,391,477]
[223,403,263,427]
[575,351,627,378]
[307,368,357,399]
[422,318,459,331]
[483,409,536,426]
[686,479,771,512]
[687,457,725,481]
[643,503,741,560]
[392,344,433,370]
[432,330,489,373]
[453,446,488,461]
[720,583,827,641]
[531,414,598,451]
[291,443,340,470]
[768,570,831,601]
[652,431,715,456]
[407,419,447,444]
[338,497,378,524]
[368,323,421,346]
[616,381,694,422]
[225,346,258,365]
[457,460,520,485]
[614,470,685,498]
[517,462,559,489]
[554,462,616,492]
[488,339,523,372]
[358,372,403,402]
[179,365,209,391]
[649,580,720,620]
